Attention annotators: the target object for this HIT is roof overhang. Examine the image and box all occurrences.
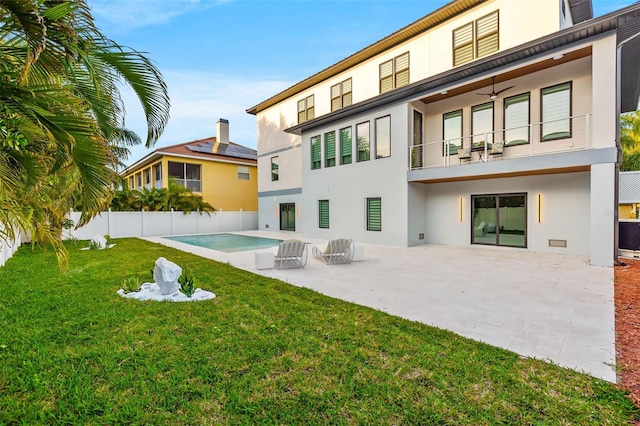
[246,0,488,115]
[285,3,640,136]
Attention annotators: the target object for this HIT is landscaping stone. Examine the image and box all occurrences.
[153,257,182,295]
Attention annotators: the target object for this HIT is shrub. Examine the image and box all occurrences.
[178,267,196,297]
[121,277,141,293]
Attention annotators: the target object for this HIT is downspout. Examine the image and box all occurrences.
[615,29,640,264]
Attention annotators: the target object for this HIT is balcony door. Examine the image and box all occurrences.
[412,110,423,168]
[280,203,296,231]
[472,193,526,247]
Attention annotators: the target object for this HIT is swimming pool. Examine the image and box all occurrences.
[164,233,282,253]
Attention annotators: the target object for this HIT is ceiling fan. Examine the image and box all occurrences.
[477,76,514,101]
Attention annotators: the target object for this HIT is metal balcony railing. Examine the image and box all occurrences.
[408,114,591,171]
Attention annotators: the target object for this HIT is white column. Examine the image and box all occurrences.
[590,163,615,266]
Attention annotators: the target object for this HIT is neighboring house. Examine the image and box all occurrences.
[619,171,640,219]
[247,0,640,267]
[122,119,258,211]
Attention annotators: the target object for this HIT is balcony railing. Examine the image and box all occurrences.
[408,114,591,171]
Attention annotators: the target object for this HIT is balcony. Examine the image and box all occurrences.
[409,114,593,171]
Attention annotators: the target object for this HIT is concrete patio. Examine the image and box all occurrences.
[144,231,616,382]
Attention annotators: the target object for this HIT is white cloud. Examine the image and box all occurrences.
[120,70,292,165]
[89,0,230,30]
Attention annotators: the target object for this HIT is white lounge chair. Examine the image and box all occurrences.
[312,239,355,265]
[273,239,308,269]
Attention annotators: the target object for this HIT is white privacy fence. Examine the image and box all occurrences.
[0,226,22,267]
[65,209,258,240]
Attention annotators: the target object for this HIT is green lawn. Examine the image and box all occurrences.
[0,238,636,424]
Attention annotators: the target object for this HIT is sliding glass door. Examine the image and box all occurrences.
[472,193,526,247]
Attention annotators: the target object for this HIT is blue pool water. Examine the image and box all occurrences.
[164,233,282,253]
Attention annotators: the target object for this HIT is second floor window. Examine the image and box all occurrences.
[375,116,391,159]
[541,82,572,141]
[311,135,321,170]
[271,156,279,181]
[324,131,336,167]
[453,11,499,66]
[504,93,530,146]
[144,168,151,188]
[331,78,352,111]
[443,110,462,156]
[472,102,494,147]
[297,95,315,123]
[153,163,162,188]
[356,121,370,162]
[379,52,409,94]
[237,165,250,180]
[168,161,201,192]
[340,127,352,165]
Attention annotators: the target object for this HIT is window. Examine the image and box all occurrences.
[311,135,321,170]
[331,78,352,111]
[471,102,494,147]
[237,165,250,180]
[271,156,279,181]
[324,131,336,167]
[504,93,530,146]
[144,168,151,188]
[168,161,201,192]
[153,163,162,188]
[472,193,526,248]
[129,176,134,189]
[379,52,410,94]
[318,200,329,229]
[366,198,382,231]
[375,116,391,159]
[136,172,142,189]
[297,95,315,123]
[340,127,352,165]
[453,11,499,66]
[541,82,572,141]
[443,110,462,155]
[356,122,370,162]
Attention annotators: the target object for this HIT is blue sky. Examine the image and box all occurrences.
[89,0,635,166]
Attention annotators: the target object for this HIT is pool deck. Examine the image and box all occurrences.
[143,230,616,382]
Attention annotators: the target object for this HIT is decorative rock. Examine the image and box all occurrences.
[153,257,182,295]
[92,234,108,249]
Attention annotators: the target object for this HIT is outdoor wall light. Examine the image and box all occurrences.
[537,193,542,223]
[459,196,464,222]
[552,53,564,60]
[296,203,301,219]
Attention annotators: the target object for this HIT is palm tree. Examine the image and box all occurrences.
[620,111,640,171]
[0,0,170,267]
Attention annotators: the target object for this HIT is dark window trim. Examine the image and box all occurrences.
[366,197,382,232]
[318,199,330,229]
[340,126,352,165]
[470,192,527,248]
[271,156,279,181]
[471,101,495,147]
[297,94,315,124]
[375,115,391,159]
[356,121,371,163]
[324,130,336,168]
[442,109,463,156]
[311,135,322,170]
[540,81,573,142]
[503,91,531,146]
[452,10,499,66]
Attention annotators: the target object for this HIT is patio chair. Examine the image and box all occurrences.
[458,147,471,164]
[488,141,504,160]
[273,239,308,269]
[312,238,355,265]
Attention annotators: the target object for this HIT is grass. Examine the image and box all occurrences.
[0,238,636,424]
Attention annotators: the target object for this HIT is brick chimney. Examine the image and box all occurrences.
[216,118,229,144]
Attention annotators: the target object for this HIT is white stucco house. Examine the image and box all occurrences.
[247,0,640,267]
